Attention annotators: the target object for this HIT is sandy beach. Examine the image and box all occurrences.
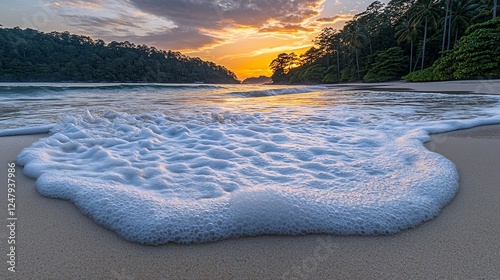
[334,79,500,95]
[0,122,499,279]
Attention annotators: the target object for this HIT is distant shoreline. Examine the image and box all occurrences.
[326,79,500,95]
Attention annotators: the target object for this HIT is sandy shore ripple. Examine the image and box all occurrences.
[1,125,499,279]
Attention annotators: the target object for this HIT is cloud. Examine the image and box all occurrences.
[45,0,327,51]
[128,0,325,29]
[218,43,312,60]
[60,15,143,29]
[122,28,224,51]
[316,14,353,24]
[45,0,225,51]
[50,0,103,9]
[259,24,314,34]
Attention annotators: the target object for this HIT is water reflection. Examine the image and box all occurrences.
[0,83,499,130]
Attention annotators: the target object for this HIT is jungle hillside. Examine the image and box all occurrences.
[269,0,500,84]
[0,28,239,84]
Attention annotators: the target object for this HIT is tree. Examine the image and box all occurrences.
[270,53,289,73]
[270,53,296,83]
[396,18,420,73]
[452,17,500,78]
[301,65,326,83]
[385,0,418,24]
[270,53,298,73]
[442,0,451,52]
[410,0,441,70]
[352,1,387,55]
[288,53,299,71]
[364,47,406,82]
[343,23,367,80]
[0,27,239,83]
[495,0,498,18]
[451,0,481,43]
[403,18,500,81]
[314,28,335,66]
[300,47,321,66]
[267,0,495,84]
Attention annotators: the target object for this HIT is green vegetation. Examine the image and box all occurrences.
[270,0,500,84]
[0,28,239,83]
[403,17,500,81]
[364,47,406,82]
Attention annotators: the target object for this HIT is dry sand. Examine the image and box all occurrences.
[1,125,499,279]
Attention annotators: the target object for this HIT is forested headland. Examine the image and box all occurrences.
[0,28,239,84]
[242,76,272,84]
[269,0,500,84]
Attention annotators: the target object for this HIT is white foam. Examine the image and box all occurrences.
[16,102,500,244]
[0,125,53,137]
[231,86,328,97]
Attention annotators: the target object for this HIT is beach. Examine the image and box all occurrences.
[1,122,499,279]
[335,79,500,95]
[2,0,500,275]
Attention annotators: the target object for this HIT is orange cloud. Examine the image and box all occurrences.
[317,14,353,24]
[259,24,314,33]
[45,0,344,80]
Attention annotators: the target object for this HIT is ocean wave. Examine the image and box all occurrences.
[229,86,328,97]
[0,83,222,94]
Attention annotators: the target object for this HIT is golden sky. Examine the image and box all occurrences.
[0,0,383,80]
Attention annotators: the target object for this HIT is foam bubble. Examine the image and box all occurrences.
[9,86,500,245]
[16,107,500,245]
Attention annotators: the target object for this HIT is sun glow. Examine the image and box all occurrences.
[2,0,365,81]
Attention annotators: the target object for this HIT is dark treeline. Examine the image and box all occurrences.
[270,0,500,84]
[241,76,272,84]
[0,28,239,84]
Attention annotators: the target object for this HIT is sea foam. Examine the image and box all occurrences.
[230,86,328,97]
[16,103,500,245]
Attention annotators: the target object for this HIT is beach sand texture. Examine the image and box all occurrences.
[0,124,499,279]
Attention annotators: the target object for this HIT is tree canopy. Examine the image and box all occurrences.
[269,0,500,84]
[403,17,500,81]
[0,27,239,84]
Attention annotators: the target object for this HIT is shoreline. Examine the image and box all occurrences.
[329,79,500,95]
[1,125,499,278]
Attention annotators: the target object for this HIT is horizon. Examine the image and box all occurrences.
[0,0,387,80]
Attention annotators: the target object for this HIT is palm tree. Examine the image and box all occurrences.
[473,0,498,21]
[343,24,367,80]
[447,0,453,50]
[442,0,451,52]
[396,19,420,73]
[325,31,344,80]
[494,0,498,18]
[451,0,481,43]
[410,0,441,70]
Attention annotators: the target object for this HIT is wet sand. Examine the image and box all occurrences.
[333,79,500,95]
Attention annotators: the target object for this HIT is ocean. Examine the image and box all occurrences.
[2,83,500,244]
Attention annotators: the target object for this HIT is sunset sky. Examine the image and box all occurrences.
[0,0,386,80]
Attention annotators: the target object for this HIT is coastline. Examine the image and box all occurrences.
[1,125,499,279]
[327,79,500,95]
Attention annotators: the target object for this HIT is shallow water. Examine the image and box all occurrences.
[3,83,500,244]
